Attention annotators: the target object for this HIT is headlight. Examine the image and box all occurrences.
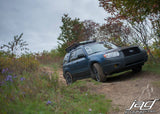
[104,51,120,58]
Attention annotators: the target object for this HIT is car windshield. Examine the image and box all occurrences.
[84,42,117,55]
[103,42,118,49]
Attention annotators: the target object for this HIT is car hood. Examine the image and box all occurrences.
[106,45,140,53]
[89,45,140,56]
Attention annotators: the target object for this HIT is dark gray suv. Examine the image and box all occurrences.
[63,40,148,84]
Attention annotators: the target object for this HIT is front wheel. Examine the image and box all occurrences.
[92,63,106,82]
[65,72,73,85]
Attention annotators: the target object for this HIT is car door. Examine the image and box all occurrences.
[73,48,90,78]
[67,50,77,76]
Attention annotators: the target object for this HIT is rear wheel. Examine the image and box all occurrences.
[92,63,106,82]
[132,66,142,73]
[65,72,73,85]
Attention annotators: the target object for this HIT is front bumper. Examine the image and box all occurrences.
[101,51,148,75]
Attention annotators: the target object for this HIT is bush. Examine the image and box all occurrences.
[0,54,39,74]
[152,48,160,61]
[36,49,63,65]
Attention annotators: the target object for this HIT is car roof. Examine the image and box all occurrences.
[65,40,96,53]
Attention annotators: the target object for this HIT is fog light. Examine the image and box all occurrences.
[114,64,118,68]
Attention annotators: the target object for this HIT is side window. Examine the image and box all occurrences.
[69,50,76,62]
[76,48,84,58]
[69,48,84,62]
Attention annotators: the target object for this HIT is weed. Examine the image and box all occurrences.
[0,65,111,113]
[36,50,63,65]
[0,55,39,74]
[143,63,160,75]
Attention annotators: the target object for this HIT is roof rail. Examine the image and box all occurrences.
[65,40,96,52]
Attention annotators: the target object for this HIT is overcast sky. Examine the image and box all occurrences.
[0,0,108,53]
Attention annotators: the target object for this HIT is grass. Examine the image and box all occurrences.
[60,79,112,113]
[80,78,102,85]
[152,81,160,87]
[40,63,59,70]
[143,63,160,75]
[112,105,120,112]
[143,63,160,88]
[0,65,111,114]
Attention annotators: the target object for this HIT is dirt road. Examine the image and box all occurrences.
[88,72,160,114]
[42,67,160,114]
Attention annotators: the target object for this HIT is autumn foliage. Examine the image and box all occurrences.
[57,14,86,56]
[0,53,39,74]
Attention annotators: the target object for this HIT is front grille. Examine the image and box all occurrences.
[122,47,140,57]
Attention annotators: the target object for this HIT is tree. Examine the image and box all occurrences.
[129,20,156,60]
[0,33,29,57]
[83,20,100,40]
[99,21,131,46]
[99,0,160,61]
[99,0,160,38]
[99,0,160,23]
[57,14,85,56]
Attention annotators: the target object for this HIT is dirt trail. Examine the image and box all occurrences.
[40,66,66,84]
[42,66,160,114]
[92,72,160,114]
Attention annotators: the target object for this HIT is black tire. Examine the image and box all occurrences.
[91,70,96,80]
[132,66,142,73]
[65,72,73,85]
[92,63,106,82]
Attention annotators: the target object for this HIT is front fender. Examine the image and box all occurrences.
[88,55,105,70]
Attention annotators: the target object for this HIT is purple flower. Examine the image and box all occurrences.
[5,75,13,82]
[89,108,92,112]
[1,68,9,74]
[20,77,25,81]
[46,100,52,105]
[13,75,17,78]
[22,92,25,94]
[2,69,6,74]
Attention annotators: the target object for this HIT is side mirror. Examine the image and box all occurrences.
[78,54,85,58]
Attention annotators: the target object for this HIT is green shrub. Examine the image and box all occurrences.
[0,55,39,74]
